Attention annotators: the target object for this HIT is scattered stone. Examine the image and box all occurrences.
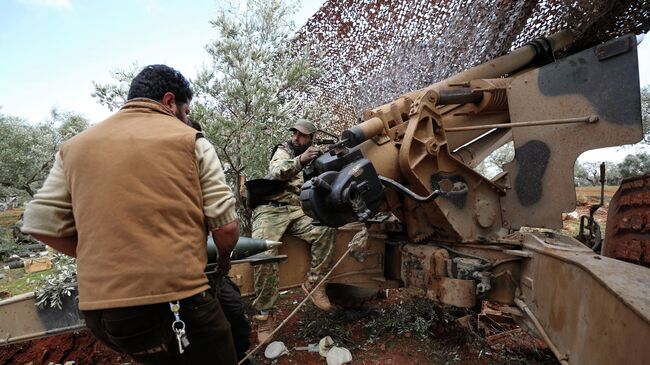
[563,211,580,221]
[456,314,472,328]
[264,341,288,359]
[318,336,334,356]
[326,346,353,365]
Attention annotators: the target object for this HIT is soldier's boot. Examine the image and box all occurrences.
[254,312,275,344]
[302,281,333,312]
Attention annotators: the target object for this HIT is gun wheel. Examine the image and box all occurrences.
[603,173,650,268]
[326,283,380,308]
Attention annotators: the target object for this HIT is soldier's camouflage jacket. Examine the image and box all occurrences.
[263,143,304,206]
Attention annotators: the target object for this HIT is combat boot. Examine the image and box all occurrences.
[254,312,275,344]
[302,281,333,312]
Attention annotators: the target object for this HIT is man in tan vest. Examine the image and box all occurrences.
[22,65,239,365]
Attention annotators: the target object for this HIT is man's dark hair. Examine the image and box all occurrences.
[127,64,193,104]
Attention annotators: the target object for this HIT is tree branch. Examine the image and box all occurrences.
[223,103,241,120]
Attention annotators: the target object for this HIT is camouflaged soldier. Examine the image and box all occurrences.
[252,119,336,342]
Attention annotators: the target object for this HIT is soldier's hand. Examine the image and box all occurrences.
[299,146,321,164]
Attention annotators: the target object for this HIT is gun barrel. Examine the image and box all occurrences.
[206,236,282,262]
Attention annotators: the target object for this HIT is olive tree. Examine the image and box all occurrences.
[0,109,88,200]
[91,63,140,112]
[192,0,325,233]
[617,152,650,179]
[574,160,621,186]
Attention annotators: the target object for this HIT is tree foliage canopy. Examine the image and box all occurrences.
[574,161,623,186]
[0,109,89,199]
[617,152,650,179]
[192,0,328,232]
[91,63,140,112]
[193,0,323,183]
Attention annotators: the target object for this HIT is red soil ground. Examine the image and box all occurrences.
[0,288,556,365]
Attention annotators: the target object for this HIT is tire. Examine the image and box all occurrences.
[602,173,650,268]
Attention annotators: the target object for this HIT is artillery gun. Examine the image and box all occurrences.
[298,31,649,365]
[1,31,648,365]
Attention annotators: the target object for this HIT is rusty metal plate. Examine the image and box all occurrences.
[518,232,650,364]
[428,277,477,308]
[401,244,477,308]
[231,224,387,296]
[603,173,650,267]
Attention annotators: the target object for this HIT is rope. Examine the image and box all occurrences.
[238,245,354,364]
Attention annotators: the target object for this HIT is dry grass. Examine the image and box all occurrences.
[574,185,617,206]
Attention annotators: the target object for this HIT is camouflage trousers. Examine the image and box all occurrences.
[251,204,336,312]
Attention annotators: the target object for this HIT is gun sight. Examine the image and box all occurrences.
[313,138,337,145]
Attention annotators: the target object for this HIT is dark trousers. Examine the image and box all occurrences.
[83,288,237,365]
[217,276,252,363]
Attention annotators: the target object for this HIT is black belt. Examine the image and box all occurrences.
[261,201,289,207]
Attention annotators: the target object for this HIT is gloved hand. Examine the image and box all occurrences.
[299,146,321,165]
[217,255,231,276]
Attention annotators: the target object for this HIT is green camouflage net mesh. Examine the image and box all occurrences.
[294,0,650,128]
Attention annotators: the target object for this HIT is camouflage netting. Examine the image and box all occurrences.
[294,0,650,128]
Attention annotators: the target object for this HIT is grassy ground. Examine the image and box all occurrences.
[0,208,49,297]
[0,267,51,297]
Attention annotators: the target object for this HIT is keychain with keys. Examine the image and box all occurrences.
[169,301,190,354]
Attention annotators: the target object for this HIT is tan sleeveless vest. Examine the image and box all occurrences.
[60,99,209,310]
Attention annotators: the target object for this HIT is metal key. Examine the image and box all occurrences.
[172,319,187,354]
[175,330,185,354]
[169,301,189,354]
[181,331,190,348]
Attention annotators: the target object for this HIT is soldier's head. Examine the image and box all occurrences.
[289,119,316,153]
[127,64,193,125]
